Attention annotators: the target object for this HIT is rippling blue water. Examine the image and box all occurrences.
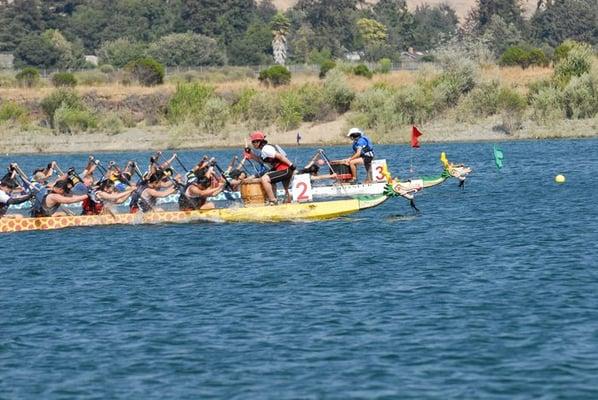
[2,139,598,399]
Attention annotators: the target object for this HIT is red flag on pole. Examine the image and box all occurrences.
[411,125,423,148]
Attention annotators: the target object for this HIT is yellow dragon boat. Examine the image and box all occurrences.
[0,195,388,233]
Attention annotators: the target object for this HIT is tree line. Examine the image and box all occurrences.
[0,0,596,69]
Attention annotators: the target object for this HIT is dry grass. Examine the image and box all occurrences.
[0,65,554,104]
[481,65,553,87]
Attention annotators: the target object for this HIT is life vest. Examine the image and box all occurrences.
[81,191,103,215]
[178,183,206,211]
[30,187,60,217]
[352,135,374,157]
[129,182,154,213]
[261,144,290,172]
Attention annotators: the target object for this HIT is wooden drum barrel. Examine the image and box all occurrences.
[240,178,266,205]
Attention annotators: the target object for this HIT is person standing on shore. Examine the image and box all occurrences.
[296,132,302,146]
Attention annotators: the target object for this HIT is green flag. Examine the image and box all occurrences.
[493,145,504,170]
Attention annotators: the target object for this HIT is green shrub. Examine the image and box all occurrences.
[353,64,373,78]
[53,104,97,134]
[40,89,83,127]
[167,82,215,124]
[530,86,566,122]
[319,60,336,79]
[147,32,225,67]
[124,58,165,86]
[246,91,278,127]
[499,47,529,67]
[97,39,146,68]
[323,69,355,113]
[99,64,114,74]
[258,65,291,87]
[554,40,581,63]
[457,81,501,121]
[497,87,527,133]
[376,58,392,74]
[51,72,77,87]
[499,46,548,68]
[99,112,125,135]
[527,48,549,67]
[231,87,258,121]
[391,85,435,125]
[554,43,593,85]
[15,67,40,88]
[74,70,111,85]
[420,55,436,63]
[277,90,303,130]
[0,101,29,123]
[351,87,393,129]
[296,83,331,121]
[527,78,555,101]
[431,52,477,108]
[200,97,229,134]
[562,74,598,119]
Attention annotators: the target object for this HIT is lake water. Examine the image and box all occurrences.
[1,139,598,399]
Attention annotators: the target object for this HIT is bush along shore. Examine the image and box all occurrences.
[1,41,597,154]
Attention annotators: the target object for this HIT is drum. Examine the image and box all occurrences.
[329,161,353,182]
[240,178,266,205]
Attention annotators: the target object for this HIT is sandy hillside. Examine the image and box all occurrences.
[270,0,536,20]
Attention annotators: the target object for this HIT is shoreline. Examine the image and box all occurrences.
[2,114,597,156]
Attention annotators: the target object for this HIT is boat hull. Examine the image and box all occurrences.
[0,196,387,233]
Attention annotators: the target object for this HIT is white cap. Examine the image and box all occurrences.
[347,127,363,137]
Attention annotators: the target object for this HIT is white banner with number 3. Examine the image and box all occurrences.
[371,159,388,183]
[292,173,313,202]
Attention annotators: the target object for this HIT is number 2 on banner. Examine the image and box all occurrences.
[371,159,388,182]
[292,174,312,202]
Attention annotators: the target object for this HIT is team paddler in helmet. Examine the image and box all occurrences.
[244,131,296,205]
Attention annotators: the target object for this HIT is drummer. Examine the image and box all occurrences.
[244,131,296,205]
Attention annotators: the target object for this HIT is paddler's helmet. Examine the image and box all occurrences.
[347,127,363,138]
[250,131,266,143]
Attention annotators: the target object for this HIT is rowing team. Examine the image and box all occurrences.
[1,128,376,219]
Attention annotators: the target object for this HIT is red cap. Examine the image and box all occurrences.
[250,131,266,142]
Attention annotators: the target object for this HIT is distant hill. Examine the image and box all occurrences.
[270,0,536,21]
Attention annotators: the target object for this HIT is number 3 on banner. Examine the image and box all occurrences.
[292,174,312,202]
[371,159,388,182]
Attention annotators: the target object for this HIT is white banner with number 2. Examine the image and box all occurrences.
[371,159,388,182]
[292,173,313,202]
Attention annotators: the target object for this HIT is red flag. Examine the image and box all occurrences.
[411,125,423,148]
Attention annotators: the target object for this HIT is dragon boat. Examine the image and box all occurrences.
[0,195,388,233]
[10,152,471,210]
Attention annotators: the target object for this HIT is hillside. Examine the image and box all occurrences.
[271,0,536,21]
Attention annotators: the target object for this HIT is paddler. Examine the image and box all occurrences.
[245,131,296,205]
[31,161,59,185]
[178,173,224,211]
[344,127,375,183]
[30,178,89,217]
[129,171,178,213]
[82,179,135,215]
[0,170,33,218]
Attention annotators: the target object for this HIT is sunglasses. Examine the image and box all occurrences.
[251,140,261,144]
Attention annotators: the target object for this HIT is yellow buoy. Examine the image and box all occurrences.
[555,174,566,184]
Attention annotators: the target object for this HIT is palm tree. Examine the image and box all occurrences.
[271,12,290,65]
